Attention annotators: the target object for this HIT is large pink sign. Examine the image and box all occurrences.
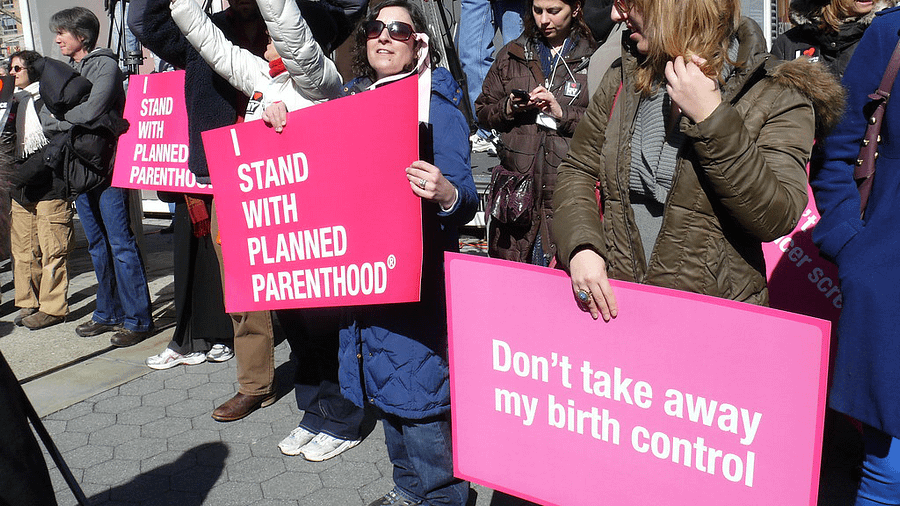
[445,254,831,506]
[202,77,422,312]
[113,71,213,194]
[764,185,841,324]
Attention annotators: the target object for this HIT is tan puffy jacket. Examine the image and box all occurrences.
[552,18,844,305]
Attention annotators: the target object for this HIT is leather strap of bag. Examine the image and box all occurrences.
[855,38,900,218]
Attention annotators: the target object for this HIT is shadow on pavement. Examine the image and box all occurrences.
[94,442,229,506]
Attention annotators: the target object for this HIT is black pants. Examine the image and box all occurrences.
[169,198,234,354]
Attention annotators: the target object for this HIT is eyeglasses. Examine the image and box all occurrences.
[364,20,415,42]
[9,65,23,74]
[613,0,631,16]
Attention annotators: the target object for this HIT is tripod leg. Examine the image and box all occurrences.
[0,351,88,506]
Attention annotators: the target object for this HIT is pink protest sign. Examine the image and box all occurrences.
[202,77,422,312]
[445,254,831,506]
[112,71,213,194]
[764,185,840,323]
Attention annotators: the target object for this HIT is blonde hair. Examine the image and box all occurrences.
[633,0,741,96]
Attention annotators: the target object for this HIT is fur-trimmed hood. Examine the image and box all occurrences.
[769,56,846,138]
[789,0,898,27]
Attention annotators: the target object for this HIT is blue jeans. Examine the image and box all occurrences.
[457,0,524,133]
[75,186,152,332]
[856,426,900,505]
[278,308,372,440]
[382,413,469,505]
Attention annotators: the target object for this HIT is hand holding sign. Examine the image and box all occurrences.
[202,77,423,312]
[569,248,618,322]
[262,101,288,133]
[446,254,831,506]
[406,160,457,209]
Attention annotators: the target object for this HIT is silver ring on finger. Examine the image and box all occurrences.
[419,178,427,189]
[576,289,592,304]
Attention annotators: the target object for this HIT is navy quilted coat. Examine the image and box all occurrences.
[338,69,478,419]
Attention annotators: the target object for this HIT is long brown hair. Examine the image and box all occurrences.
[633,0,742,96]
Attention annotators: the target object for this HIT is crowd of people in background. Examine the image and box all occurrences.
[4,0,900,503]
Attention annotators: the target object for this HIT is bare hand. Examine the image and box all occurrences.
[665,55,720,124]
[529,85,562,119]
[569,248,618,321]
[406,160,458,210]
[262,101,288,133]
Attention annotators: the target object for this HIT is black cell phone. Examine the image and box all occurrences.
[511,89,530,100]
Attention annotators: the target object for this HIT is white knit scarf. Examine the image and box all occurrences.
[16,82,49,158]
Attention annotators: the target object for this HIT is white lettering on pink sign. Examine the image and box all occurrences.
[446,254,831,505]
[202,77,422,312]
[112,71,213,193]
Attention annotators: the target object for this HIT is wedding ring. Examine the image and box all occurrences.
[419,178,427,189]
[576,289,592,304]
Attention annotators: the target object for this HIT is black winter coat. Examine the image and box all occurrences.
[771,0,900,77]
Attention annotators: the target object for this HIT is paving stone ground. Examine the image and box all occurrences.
[37,337,538,506]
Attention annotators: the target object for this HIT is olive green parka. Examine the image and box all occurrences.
[552,18,844,305]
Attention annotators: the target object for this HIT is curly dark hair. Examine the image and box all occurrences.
[8,50,42,84]
[522,0,593,45]
[351,0,442,82]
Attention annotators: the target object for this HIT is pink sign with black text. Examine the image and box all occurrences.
[445,254,831,506]
[201,77,422,312]
[112,71,213,194]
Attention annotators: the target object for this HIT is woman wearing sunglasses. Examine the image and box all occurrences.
[475,0,596,266]
[552,0,843,321]
[7,50,75,331]
[336,1,477,504]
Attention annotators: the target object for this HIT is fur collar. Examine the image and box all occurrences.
[769,56,845,137]
[789,0,899,27]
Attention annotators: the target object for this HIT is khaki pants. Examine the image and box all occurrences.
[210,199,275,396]
[10,199,74,317]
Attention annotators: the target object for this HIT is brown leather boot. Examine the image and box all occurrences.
[211,391,277,422]
[22,311,65,330]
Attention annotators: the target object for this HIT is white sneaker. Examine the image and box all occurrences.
[206,343,234,362]
[146,348,206,370]
[278,426,318,456]
[299,432,361,462]
[470,134,497,156]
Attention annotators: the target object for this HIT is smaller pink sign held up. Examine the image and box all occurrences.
[764,185,841,324]
[202,77,422,312]
[112,71,213,194]
[445,254,831,506]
